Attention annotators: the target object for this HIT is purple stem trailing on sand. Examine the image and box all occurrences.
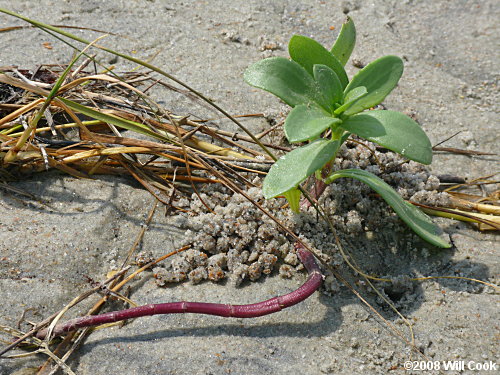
[36,247,323,339]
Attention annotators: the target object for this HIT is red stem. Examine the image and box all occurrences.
[300,160,333,210]
[300,179,327,209]
[36,247,322,339]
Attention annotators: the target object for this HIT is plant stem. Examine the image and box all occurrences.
[301,158,335,210]
[330,127,345,141]
[300,178,328,210]
[36,247,322,339]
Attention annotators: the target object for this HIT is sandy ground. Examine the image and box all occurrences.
[0,1,498,374]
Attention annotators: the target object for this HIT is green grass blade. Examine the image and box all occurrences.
[58,98,171,142]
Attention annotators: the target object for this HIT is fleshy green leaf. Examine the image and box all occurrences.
[344,86,367,103]
[285,104,341,143]
[244,57,320,107]
[325,169,451,248]
[288,35,348,89]
[334,86,368,115]
[340,110,432,164]
[343,55,404,115]
[331,16,356,66]
[283,188,302,213]
[263,139,340,199]
[313,64,343,111]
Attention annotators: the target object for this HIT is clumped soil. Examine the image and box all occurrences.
[153,140,452,291]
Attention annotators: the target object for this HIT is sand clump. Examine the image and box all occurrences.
[153,140,451,287]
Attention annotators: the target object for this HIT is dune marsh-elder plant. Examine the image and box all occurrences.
[244,18,450,248]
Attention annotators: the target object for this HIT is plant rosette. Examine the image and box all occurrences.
[244,17,450,248]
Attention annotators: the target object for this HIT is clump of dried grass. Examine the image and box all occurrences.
[0,63,278,211]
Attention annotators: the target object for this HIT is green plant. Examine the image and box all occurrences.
[244,18,450,248]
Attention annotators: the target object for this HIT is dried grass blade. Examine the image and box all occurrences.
[7,120,105,138]
[138,115,256,159]
[46,156,89,178]
[0,9,278,160]
[61,146,156,163]
[413,202,500,230]
[168,115,213,212]
[0,98,44,127]
[118,158,178,207]
[3,35,106,163]
[57,98,171,141]
[449,195,500,215]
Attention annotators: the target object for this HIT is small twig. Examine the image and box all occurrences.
[42,333,85,375]
[182,118,288,153]
[120,199,158,269]
[36,332,77,375]
[444,173,498,192]
[437,174,466,184]
[69,54,96,80]
[432,130,463,148]
[37,342,77,375]
[432,146,496,156]
[256,120,284,140]
[448,195,500,215]
[16,308,37,330]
